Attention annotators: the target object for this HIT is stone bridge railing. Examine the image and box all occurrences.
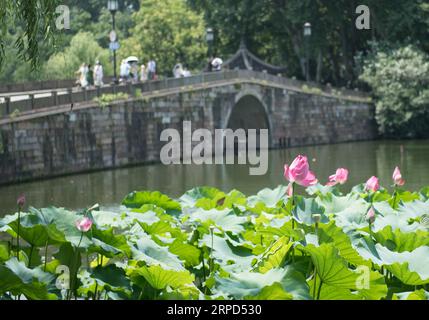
[0,70,370,119]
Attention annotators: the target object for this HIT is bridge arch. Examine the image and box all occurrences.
[224,91,272,143]
[223,92,272,150]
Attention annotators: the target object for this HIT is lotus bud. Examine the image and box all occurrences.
[76,217,93,232]
[17,194,26,207]
[392,167,405,186]
[366,207,376,224]
[365,176,380,192]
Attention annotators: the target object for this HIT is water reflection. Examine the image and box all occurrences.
[0,140,428,216]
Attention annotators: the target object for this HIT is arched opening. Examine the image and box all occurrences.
[226,95,270,132]
[223,95,271,155]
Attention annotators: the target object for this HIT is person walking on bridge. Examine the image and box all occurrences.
[120,60,131,83]
[211,57,223,72]
[94,60,104,87]
[140,64,147,82]
[86,64,94,88]
[76,63,89,88]
[147,59,157,80]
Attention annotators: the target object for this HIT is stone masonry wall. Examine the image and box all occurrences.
[0,82,377,185]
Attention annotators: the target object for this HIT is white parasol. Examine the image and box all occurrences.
[125,56,139,63]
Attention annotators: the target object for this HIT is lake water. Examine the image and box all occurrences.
[0,140,428,216]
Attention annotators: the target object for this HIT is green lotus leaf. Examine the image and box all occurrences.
[398,200,429,220]
[139,220,176,236]
[389,190,420,208]
[90,265,132,295]
[214,267,310,300]
[168,239,201,267]
[5,208,67,247]
[355,269,388,300]
[247,185,288,209]
[122,191,181,213]
[0,242,10,262]
[184,208,247,234]
[184,189,247,210]
[255,236,293,273]
[395,289,429,300]
[307,279,359,300]
[0,258,57,300]
[317,193,366,215]
[318,221,369,266]
[372,202,425,233]
[292,196,328,226]
[354,240,429,285]
[128,264,199,299]
[373,226,429,252]
[89,227,131,258]
[306,184,337,197]
[419,187,429,201]
[92,209,160,230]
[246,282,293,300]
[36,207,92,248]
[179,187,226,207]
[329,197,370,231]
[304,243,360,288]
[131,236,185,271]
[199,233,256,272]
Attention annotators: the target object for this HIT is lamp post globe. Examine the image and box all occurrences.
[304,22,312,37]
[206,28,214,43]
[303,22,312,82]
[206,28,214,62]
[107,0,119,13]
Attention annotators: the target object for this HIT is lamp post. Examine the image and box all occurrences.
[206,28,214,58]
[303,22,312,82]
[108,0,119,84]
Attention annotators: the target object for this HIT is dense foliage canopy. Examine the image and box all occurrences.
[1,0,428,86]
[361,46,429,138]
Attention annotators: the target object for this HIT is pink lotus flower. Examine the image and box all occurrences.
[392,167,405,186]
[17,194,26,207]
[327,168,349,186]
[284,155,318,187]
[365,176,380,192]
[76,217,93,232]
[366,207,376,224]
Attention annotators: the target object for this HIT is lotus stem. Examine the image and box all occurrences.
[69,232,84,300]
[209,226,214,274]
[28,245,34,268]
[94,282,98,300]
[16,211,21,260]
[43,240,48,272]
[202,256,207,283]
[313,270,318,299]
[317,280,323,300]
[392,189,398,208]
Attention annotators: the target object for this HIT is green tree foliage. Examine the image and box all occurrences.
[188,0,429,86]
[43,32,112,80]
[120,0,207,76]
[360,46,429,138]
[1,0,429,90]
[0,0,61,69]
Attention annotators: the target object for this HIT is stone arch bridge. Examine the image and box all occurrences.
[0,70,376,184]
